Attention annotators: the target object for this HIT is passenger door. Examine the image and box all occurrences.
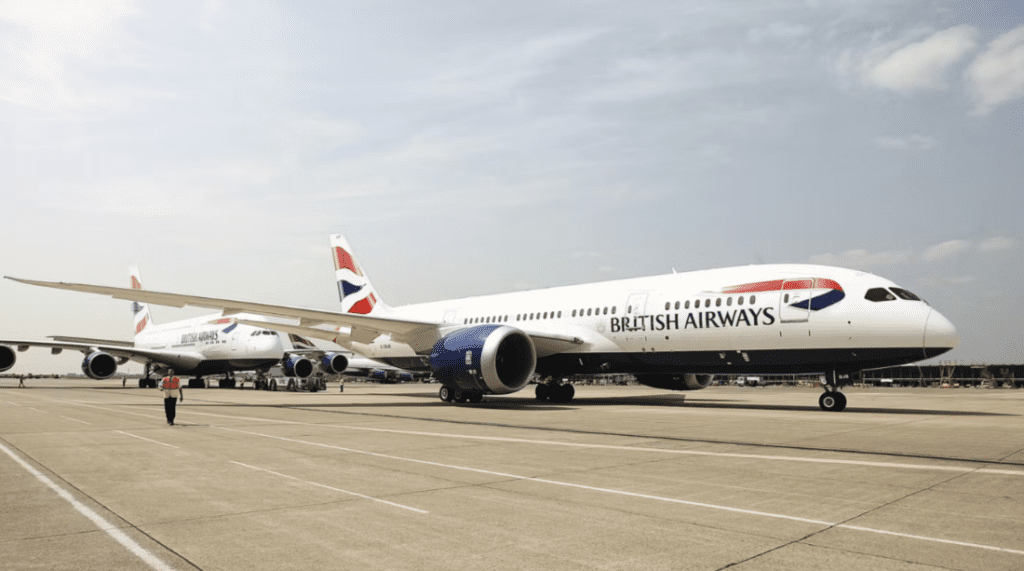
[779,279,811,323]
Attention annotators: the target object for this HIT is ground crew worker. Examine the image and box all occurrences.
[160,369,184,425]
[18,375,25,388]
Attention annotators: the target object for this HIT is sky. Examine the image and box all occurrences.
[1,0,1022,374]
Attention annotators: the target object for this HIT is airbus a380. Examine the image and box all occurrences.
[7,235,959,411]
[0,268,354,389]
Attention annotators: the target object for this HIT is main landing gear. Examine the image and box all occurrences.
[535,381,574,404]
[438,385,483,404]
[818,371,848,412]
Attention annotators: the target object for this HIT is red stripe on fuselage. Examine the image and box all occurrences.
[722,277,843,294]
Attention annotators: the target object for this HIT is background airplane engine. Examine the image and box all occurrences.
[429,325,536,395]
[318,353,349,374]
[635,373,712,391]
[81,351,118,379]
[0,346,15,372]
[283,355,314,378]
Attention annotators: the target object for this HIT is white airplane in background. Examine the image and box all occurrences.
[7,235,959,411]
[0,267,354,389]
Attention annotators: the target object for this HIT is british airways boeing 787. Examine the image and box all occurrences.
[6,235,958,411]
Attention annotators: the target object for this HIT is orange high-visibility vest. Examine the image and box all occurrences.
[161,376,180,390]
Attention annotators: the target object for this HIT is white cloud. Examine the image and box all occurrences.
[921,239,970,261]
[840,25,978,93]
[807,249,913,270]
[0,0,137,113]
[978,236,1015,251]
[874,134,937,151]
[965,25,1024,115]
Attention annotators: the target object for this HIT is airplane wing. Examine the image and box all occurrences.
[7,277,585,355]
[0,339,205,371]
[7,276,441,350]
[49,336,134,347]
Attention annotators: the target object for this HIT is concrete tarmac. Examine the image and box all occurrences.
[2,380,1023,570]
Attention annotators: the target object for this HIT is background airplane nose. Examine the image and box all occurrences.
[924,309,959,349]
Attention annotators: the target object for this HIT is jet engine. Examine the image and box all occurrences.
[81,351,118,379]
[635,373,712,391]
[283,355,314,378]
[428,325,535,395]
[0,346,15,372]
[318,353,349,375]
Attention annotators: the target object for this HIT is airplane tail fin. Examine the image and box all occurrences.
[329,234,391,315]
[129,266,155,335]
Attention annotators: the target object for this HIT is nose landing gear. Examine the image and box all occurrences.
[819,371,851,412]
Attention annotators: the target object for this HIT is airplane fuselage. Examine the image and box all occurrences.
[351,264,957,379]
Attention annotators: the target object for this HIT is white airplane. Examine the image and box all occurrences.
[0,267,353,389]
[6,235,959,410]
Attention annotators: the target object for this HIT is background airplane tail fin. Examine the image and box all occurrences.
[129,266,155,335]
[329,234,390,315]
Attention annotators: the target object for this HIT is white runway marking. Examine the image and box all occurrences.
[115,431,179,449]
[216,426,1024,556]
[28,407,46,414]
[230,461,428,514]
[174,408,1024,477]
[22,395,1024,477]
[0,442,178,571]
[60,415,91,425]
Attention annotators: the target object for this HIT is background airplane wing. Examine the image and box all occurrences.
[0,339,205,371]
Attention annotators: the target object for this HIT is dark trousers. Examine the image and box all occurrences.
[164,398,177,424]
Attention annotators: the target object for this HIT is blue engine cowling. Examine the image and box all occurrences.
[318,353,349,374]
[0,346,15,372]
[81,351,118,379]
[283,355,314,378]
[428,325,536,394]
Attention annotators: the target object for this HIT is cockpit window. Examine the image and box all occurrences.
[865,287,896,302]
[890,288,921,301]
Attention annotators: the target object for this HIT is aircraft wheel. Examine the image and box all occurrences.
[452,388,465,403]
[550,384,575,404]
[287,380,296,392]
[138,379,145,388]
[439,385,453,402]
[535,383,550,401]
[270,380,278,391]
[819,391,847,412]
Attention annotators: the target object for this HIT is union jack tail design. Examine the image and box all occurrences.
[129,266,155,335]
[329,234,390,315]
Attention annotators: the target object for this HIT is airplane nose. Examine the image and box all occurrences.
[924,309,959,351]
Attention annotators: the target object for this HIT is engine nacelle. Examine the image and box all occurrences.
[635,373,712,391]
[81,351,118,379]
[429,325,536,395]
[0,346,15,372]
[283,355,314,378]
[318,353,349,374]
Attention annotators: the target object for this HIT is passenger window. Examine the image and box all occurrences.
[611,306,616,314]
[603,307,608,315]
[737,296,743,305]
[572,309,576,317]
[665,302,670,310]
[685,300,690,309]
[557,311,562,318]
[890,288,921,301]
[674,301,680,310]
[865,288,896,302]
[587,308,592,316]
[784,294,789,303]
[750,295,755,304]
[716,298,722,307]
[726,297,733,306]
